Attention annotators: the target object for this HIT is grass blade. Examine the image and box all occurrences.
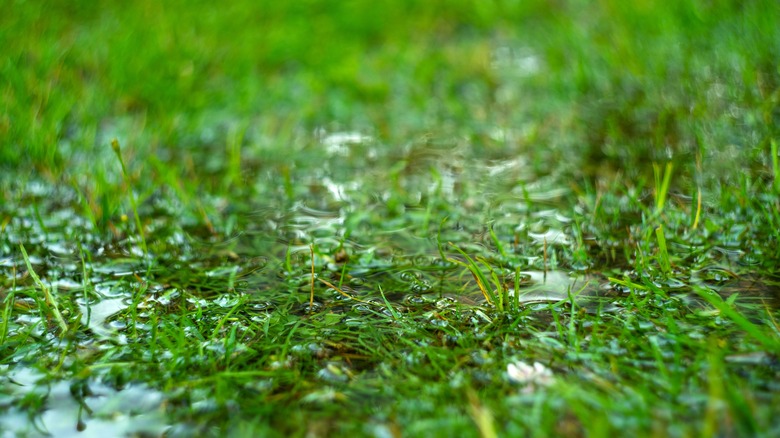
[378,285,401,320]
[20,244,68,334]
[111,139,148,257]
[448,243,500,309]
[654,162,673,214]
[772,138,779,193]
[655,225,671,276]
[693,286,779,351]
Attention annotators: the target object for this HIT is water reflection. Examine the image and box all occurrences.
[689,271,780,310]
[445,270,615,312]
[0,367,168,437]
[491,46,542,76]
[318,130,373,157]
[78,296,128,342]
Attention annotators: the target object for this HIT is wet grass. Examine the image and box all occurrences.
[2,0,780,436]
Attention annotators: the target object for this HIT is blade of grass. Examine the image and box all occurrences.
[448,243,498,307]
[488,224,507,258]
[378,285,401,320]
[20,244,68,333]
[477,256,506,311]
[318,278,370,304]
[0,265,16,345]
[655,225,671,276]
[693,286,779,351]
[467,388,498,438]
[310,244,315,313]
[79,245,92,328]
[608,277,649,291]
[609,276,667,303]
[703,347,725,437]
[641,276,670,299]
[513,267,521,312]
[210,299,244,340]
[654,162,673,214]
[278,318,303,365]
[111,139,148,257]
[771,138,779,193]
[692,187,702,230]
[437,217,449,261]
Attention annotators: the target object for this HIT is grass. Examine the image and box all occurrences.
[111,139,148,258]
[2,0,780,436]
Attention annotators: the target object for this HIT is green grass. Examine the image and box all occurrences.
[2,0,780,436]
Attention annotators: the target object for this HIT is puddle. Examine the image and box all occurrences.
[78,296,129,342]
[687,272,780,310]
[448,270,615,311]
[449,269,780,313]
[528,229,570,246]
[317,129,373,157]
[491,46,542,76]
[512,271,603,304]
[0,368,168,437]
[715,274,780,308]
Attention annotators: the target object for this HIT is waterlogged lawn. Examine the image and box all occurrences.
[2,0,780,436]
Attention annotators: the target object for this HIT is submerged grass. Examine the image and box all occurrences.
[2,0,780,436]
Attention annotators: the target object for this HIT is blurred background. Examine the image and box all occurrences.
[4,0,777,168]
[1,0,778,242]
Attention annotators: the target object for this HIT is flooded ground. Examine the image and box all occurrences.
[3,145,779,435]
[2,0,780,436]
[1,367,167,437]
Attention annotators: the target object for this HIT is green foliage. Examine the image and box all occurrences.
[2,0,780,436]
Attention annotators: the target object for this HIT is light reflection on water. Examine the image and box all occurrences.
[0,367,168,438]
[318,129,373,158]
[78,295,129,342]
[491,46,542,76]
[447,270,614,311]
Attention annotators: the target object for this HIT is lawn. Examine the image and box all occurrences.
[2,0,780,436]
